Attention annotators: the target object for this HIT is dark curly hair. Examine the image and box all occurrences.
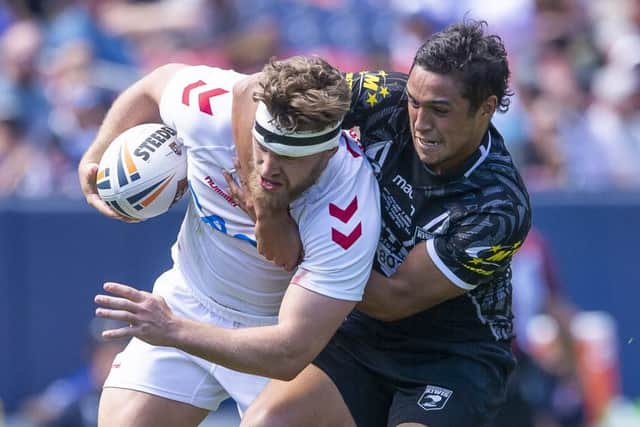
[412,19,513,113]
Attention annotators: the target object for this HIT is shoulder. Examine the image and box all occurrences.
[485,131,530,209]
[159,66,244,146]
[296,134,380,237]
[346,71,408,95]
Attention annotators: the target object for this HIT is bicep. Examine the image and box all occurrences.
[143,63,188,105]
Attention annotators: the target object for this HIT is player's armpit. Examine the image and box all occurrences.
[357,241,464,321]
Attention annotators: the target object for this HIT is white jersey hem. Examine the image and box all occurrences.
[426,239,476,291]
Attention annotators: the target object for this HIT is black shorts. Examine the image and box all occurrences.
[313,334,514,427]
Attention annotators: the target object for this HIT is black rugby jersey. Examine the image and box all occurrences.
[339,71,531,359]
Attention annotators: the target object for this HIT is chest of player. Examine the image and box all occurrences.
[185,144,257,245]
[373,145,477,274]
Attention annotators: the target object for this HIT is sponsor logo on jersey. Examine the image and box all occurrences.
[417,385,453,411]
[189,181,256,246]
[203,176,237,207]
[392,174,413,199]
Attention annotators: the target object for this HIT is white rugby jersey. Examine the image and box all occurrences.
[159,65,380,317]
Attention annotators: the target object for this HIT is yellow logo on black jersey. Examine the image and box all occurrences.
[463,240,524,276]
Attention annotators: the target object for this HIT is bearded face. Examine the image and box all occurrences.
[247,143,333,210]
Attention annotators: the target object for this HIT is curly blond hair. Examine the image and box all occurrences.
[253,56,350,132]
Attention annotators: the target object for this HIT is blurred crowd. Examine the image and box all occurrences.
[0,0,639,198]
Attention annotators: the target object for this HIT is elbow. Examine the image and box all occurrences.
[362,280,414,322]
[273,367,303,382]
[368,301,412,322]
[270,344,315,381]
[274,354,311,381]
[232,73,260,98]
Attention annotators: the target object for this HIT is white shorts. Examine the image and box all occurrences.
[103,268,275,413]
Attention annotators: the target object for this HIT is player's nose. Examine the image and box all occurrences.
[259,151,281,177]
[414,108,433,132]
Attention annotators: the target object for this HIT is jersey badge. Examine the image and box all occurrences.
[417,385,453,411]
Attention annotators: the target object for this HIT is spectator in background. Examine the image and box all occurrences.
[585,34,640,188]
[0,18,51,144]
[0,95,56,197]
[95,0,243,70]
[0,0,639,198]
[42,41,114,196]
[17,319,128,427]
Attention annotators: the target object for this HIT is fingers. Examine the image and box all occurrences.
[222,169,241,200]
[102,282,146,303]
[101,325,136,340]
[85,194,121,219]
[78,162,99,192]
[95,293,140,312]
[223,167,257,221]
[95,283,151,339]
[79,161,141,223]
[233,157,247,187]
[95,307,138,325]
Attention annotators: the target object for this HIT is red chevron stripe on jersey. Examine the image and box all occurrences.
[182,81,229,115]
[332,223,362,250]
[198,88,229,115]
[345,140,361,158]
[182,80,206,105]
[329,196,358,223]
[330,196,361,249]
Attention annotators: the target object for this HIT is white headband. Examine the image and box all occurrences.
[252,101,342,157]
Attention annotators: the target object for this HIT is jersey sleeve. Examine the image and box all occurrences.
[292,172,381,301]
[341,71,408,130]
[427,200,531,290]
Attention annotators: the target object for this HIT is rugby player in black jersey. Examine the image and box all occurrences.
[229,19,531,427]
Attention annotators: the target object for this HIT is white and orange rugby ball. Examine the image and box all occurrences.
[96,123,188,220]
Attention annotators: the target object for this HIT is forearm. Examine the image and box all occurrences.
[358,254,465,321]
[81,84,161,165]
[173,318,312,381]
[357,272,412,321]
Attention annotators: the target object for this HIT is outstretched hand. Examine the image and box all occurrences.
[95,282,180,346]
[223,160,303,271]
[78,161,140,223]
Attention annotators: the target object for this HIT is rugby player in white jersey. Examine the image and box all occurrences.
[78,56,380,427]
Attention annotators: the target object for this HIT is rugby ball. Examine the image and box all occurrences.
[96,123,188,220]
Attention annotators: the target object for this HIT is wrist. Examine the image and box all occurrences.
[255,208,290,222]
[167,316,190,348]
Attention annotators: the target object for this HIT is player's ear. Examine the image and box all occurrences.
[481,95,497,117]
